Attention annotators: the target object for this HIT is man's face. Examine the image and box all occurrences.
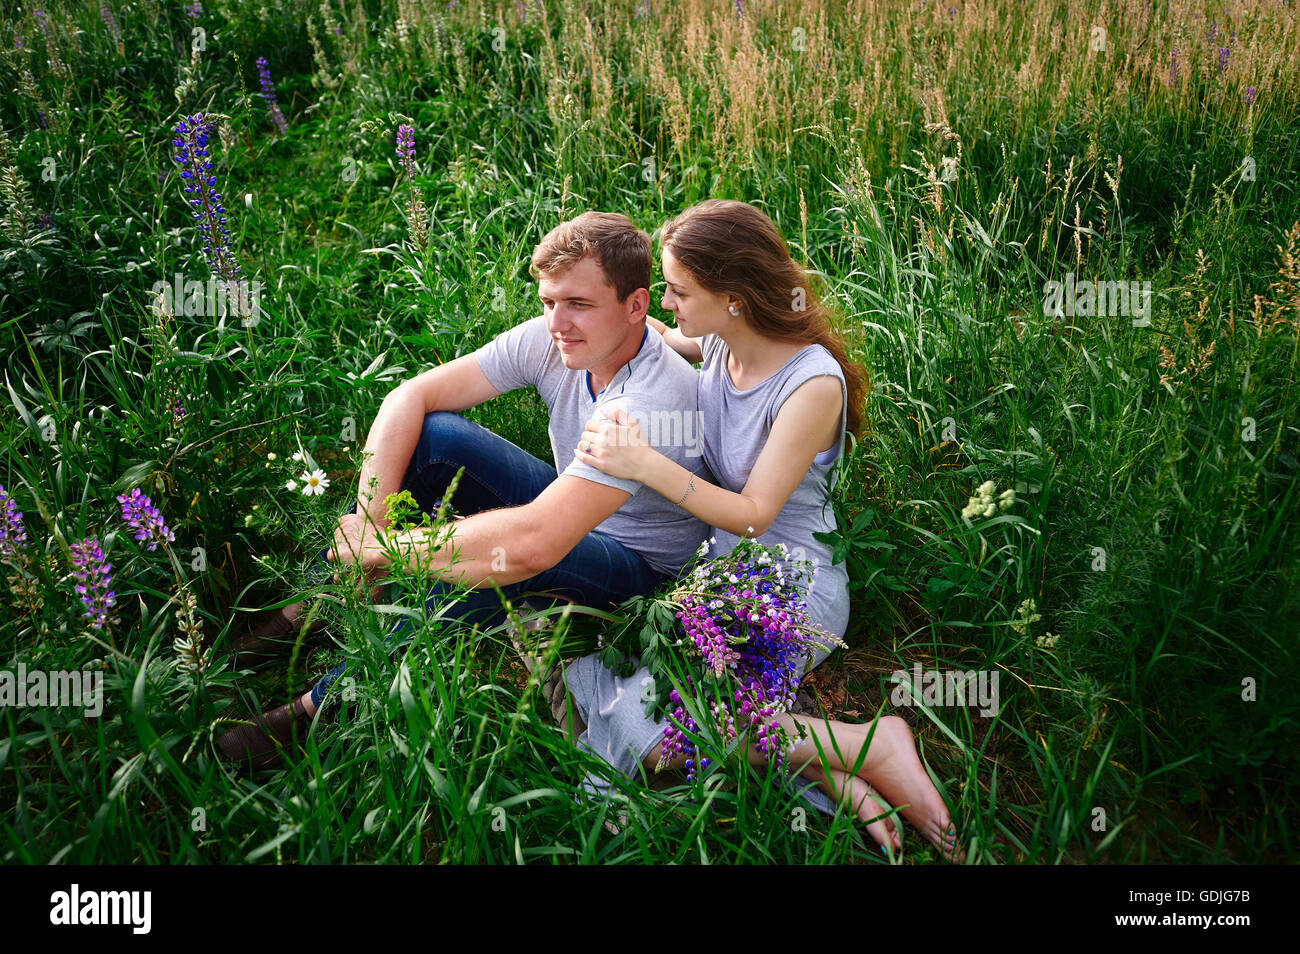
[539,255,640,370]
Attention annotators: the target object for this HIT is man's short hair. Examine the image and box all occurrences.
[530,211,652,303]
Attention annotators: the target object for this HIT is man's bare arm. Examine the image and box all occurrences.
[353,355,503,525]
[377,475,631,586]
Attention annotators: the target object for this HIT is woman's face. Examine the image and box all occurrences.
[660,247,736,336]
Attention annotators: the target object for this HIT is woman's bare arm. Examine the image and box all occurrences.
[578,375,843,538]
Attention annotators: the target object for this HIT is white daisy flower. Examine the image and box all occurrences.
[299,469,329,496]
[285,479,298,492]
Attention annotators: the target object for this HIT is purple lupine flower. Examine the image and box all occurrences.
[0,485,29,561]
[100,3,122,50]
[186,1,201,18]
[116,488,176,551]
[394,124,429,249]
[1169,47,1180,85]
[734,0,745,19]
[169,396,186,425]
[70,538,119,631]
[1244,86,1257,106]
[35,212,53,230]
[13,34,25,50]
[171,113,242,282]
[653,540,843,781]
[1217,46,1230,72]
[255,57,289,136]
[396,124,415,173]
[33,9,67,77]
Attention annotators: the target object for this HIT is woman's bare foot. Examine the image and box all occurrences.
[807,763,902,854]
[852,716,965,862]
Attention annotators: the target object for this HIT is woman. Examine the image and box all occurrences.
[564,200,962,860]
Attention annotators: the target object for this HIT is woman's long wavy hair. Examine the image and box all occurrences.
[658,199,869,440]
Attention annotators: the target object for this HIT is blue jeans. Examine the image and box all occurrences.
[306,411,666,709]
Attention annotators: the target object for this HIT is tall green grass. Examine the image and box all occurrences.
[1,0,1296,863]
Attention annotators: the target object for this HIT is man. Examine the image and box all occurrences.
[218,211,710,770]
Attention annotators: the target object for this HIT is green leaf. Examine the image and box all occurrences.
[4,373,37,432]
[926,576,958,597]
[851,507,876,533]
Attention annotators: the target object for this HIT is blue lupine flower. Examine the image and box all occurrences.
[255,57,288,136]
[70,538,119,632]
[655,540,843,780]
[0,485,29,562]
[171,113,241,282]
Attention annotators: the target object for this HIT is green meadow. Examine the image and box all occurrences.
[1,0,1296,863]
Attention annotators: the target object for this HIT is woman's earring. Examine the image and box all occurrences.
[728,305,739,315]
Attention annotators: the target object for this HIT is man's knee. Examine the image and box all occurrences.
[413,412,515,489]
[416,411,479,462]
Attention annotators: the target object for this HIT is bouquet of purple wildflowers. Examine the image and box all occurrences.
[598,538,844,781]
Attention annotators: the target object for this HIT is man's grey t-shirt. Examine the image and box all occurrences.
[472,316,710,576]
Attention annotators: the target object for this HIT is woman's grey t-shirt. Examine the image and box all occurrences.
[562,331,852,816]
[697,333,850,650]
[472,316,710,576]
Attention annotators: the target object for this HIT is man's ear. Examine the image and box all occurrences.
[626,287,650,323]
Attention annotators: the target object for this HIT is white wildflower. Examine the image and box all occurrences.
[299,469,329,496]
[1010,598,1043,635]
[963,479,1013,521]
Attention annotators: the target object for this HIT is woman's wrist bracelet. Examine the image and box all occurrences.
[675,474,696,508]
